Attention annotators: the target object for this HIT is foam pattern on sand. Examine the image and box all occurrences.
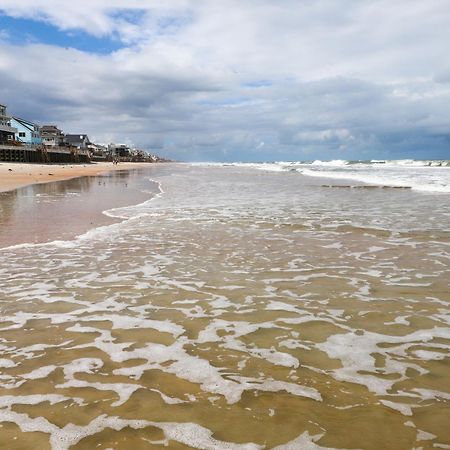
[0,164,449,449]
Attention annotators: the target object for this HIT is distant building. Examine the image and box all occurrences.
[65,134,91,149]
[11,117,42,145]
[108,143,130,157]
[41,125,65,147]
[88,143,108,161]
[0,104,18,144]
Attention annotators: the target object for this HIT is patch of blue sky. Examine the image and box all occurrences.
[110,7,192,37]
[109,8,146,25]
[243,80,273,88]
[156,13,193,34]
[0,14,123,54]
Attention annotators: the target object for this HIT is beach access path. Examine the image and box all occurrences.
[0,161,157,192]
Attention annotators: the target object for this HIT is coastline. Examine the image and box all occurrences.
[0,161,160,193]
[0,162,167,248]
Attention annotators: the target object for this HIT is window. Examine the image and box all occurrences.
[19,132,26,137]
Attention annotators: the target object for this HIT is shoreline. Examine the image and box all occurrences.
[0,163,163,249]
[0,161,161,193]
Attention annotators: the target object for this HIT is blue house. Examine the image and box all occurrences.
[11,116,42,145]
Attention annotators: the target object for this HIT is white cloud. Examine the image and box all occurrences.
[0,0,450,160]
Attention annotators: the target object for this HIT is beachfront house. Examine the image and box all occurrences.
[41,125,65,147]
[108,143,130,158]
[0,104,18,145]
[128,148,152,162]
[65,134,91,149]
[11,117,42,145]
[88,143,108,161]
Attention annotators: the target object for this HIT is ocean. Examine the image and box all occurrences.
[0,161,449,449]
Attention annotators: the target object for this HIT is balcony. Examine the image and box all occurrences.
[0,123,18,133]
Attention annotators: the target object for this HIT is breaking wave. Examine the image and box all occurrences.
[205,160,450,193]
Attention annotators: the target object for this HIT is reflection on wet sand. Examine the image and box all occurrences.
[0,170,156,248]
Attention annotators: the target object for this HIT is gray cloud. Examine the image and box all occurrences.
[0,0,449,161]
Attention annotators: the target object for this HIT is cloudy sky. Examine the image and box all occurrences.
[1,1,449,161]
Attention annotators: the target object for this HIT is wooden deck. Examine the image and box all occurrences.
[0,145,90,164]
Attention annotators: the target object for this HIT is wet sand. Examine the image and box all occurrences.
[0,161,157,193]
[0,166,164,248]
[0,164,449,449]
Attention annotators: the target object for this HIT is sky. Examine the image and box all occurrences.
[0,0,449,162]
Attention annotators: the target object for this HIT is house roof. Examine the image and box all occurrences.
[41,125,63,134]
[65,134,90,144]
[12,116,38,132]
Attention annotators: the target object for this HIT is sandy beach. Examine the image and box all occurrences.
[0,161,157,193]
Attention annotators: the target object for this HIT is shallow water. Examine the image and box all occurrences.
[0,163,449,449]
[0,169,153,248]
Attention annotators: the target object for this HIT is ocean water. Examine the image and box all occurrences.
[0,162,449,449]
[213,159,450,193]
